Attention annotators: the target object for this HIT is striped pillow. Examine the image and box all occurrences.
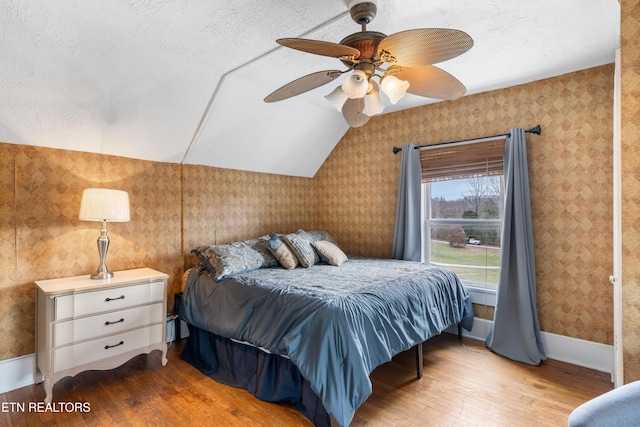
[282,231,319,268]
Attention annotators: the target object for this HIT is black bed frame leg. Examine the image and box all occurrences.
[458,324,462,340]
[416,343,423,379]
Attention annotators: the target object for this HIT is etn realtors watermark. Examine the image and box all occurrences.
[2,401,91,413]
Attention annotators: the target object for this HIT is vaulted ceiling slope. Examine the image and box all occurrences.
[0,1,620,178]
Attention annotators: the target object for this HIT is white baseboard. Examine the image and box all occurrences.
[540,330,613,374]
[0,353,36,394]
[1,320,614,395]
[446,317,614,374]
[2,318,191,396]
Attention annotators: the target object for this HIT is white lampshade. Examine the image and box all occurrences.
[381,75,410,104]
[79,188,130,222]
[363,81,385,116]
[324,86,349,111]
[341,70,369,99]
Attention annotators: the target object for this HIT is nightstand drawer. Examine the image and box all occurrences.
[54,324,163,372]
[36,268,169,404]
[55,281,164,320]
[53,303,163,347]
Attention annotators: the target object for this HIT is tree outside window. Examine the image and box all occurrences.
[423,175,502,290]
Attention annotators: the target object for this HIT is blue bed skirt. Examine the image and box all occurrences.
[181,326,330,426]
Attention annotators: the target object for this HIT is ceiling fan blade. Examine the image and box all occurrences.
[264,70,343,103]
[378,29,473,67]
[277,38,360,59]
[342,98,370,128]
[388,65,466,100]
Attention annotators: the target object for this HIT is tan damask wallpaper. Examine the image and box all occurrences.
[0,144,183,360]
[0,146,317,361]
[182,165,315,269]
[621,0,640,383]
[315,65,615,345]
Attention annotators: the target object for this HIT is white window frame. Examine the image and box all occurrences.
[421,181,502,307]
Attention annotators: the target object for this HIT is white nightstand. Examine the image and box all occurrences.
[35,267,169,403]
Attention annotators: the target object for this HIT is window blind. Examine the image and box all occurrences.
[419,137,506,182]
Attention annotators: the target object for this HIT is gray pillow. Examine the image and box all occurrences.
[243,235,279,268]
[192,241,266,281]
[305,230,338,246]
[282,231,320,268]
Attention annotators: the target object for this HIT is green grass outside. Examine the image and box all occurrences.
[430,240,501,285]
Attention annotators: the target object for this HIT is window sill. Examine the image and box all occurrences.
[464,285,497,307]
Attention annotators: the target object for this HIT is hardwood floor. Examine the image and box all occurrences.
[1,334,612,426]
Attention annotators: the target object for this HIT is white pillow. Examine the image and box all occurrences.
[265,234,299,270]
[311,240,348,266]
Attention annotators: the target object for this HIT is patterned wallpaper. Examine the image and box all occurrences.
[0,144,183,360]
[621,0,640,382]
[315,65,615,345]
[313,128,399,258]
[182,165,315,268]
[0,144,182,360]
[0,147,316,361]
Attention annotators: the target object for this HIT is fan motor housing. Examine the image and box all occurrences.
[339,31,386,67]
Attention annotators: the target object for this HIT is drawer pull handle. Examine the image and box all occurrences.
[105,341,124,350]
[105,295,125,302]
[105,318,125,326]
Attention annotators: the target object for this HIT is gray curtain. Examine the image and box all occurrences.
[486,128,547,365]
[392,143,421,261]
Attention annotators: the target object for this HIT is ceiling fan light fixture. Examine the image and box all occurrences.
[341,70,369,99]
[380,75,410,104]
[363,81,384,116]
[324,85,349,111]
[266,0,473,127]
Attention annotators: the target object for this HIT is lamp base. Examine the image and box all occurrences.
[91,222,114,280]
[91,271,114,280]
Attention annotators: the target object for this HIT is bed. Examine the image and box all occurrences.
[179,231,473,426]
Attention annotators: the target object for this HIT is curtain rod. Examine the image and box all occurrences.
[392,124,542,154]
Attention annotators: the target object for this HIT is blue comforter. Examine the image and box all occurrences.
[180,256,473,426]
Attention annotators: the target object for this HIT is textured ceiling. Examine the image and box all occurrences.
[0,0,620,177]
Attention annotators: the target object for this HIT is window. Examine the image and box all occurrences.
[420,138,505,306]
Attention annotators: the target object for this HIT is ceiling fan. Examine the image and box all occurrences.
[264,0,473,127]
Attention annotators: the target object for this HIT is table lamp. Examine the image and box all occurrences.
[79,188,130,279]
